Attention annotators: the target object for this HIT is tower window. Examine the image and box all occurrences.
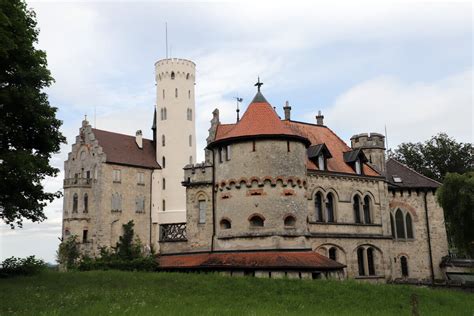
[353,195,361,223]
[72,193,78,213]
[189,135,192,147]
[189,156,193,164]
[401,256,409,277]
[218,148,223,163]
[175,88,178,98]
[162,199,166,211]
[187,108,193,121]
[163,89,165,99]
[171,72,175,80]
[83,193,88,213]
[284,215,296,227]
[82,230,88,243]
[249,214,264,228]
[198,200,206,224]
[363,196,371,224]
[287,141,290,152]
[162,178,166,190]
[220,219,231,229]
[226,145,231,161]
[162,156,166,168]
[162,134,165,147]
[252,141,256,152]
[186,73,190,80]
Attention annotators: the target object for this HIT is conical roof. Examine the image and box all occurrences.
[209,91,309,147]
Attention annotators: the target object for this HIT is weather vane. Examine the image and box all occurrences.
[254,77,263,92]
[235,96,243,122]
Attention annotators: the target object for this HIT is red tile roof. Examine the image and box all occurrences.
[158,250,345,270]
[92,128,160,169]
[285,121,379,176]
[211,92,309,146]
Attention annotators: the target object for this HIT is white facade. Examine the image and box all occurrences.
[154,58,196,224]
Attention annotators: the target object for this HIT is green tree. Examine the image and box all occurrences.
[57,235,80,270]
[390,133,473,182]
[437,172,474,256]
[115,221,141,260]
[0,0,66,227]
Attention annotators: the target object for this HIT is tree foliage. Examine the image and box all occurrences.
[56,235,80,270]
[115,220,142,260]
[437,172,474,256]
[0,0,66,227]
[390,133,473,182]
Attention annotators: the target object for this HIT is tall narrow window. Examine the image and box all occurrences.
[164,108,167,120]
[395,209,405,239]
[162,199,166,211]
[287,141,290,152]
[357,247,365,276]
[162,134,165,146]
[252,141,256,152]
[198,200,206,224]
[160,108,164,120]
[189,135,192,147]
[353,195,361,223]
[175,88,178,98]
[137,172,144,185]
[367,247,375,275]
[328,247,337,261]
[390,214,395,238]
[189,108,192,120]
[73,193,78,213]
[401,256,409,277]
[363,196,371,224]
[188,90,191,99]
[86,171,90,179]
[113,169,121,183]
[170,72,175,80]
[189,156,193,164]
[355,159,361,174]
[162,89,165,99]
[318,154,325,171]
[162,178,166,190]
[83,193,88,213]
[218,148,223,163]
[315,192,323,222]
[326,193,335,222]
[82,230,88,243]
[226,145,231,161]
[406,213,414,239]
[162,156,166,168]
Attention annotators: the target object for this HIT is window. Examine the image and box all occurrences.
[175,88,178,98]
[162,199,166,211]
[160,108,164,120]
[252,141,256,152]
[287,141,290,152]
[189,135,192,147]
[162,134,165,146]
[163,89,165,99]
[187,108,193,121]
[401,256,409,277]
[357,247,365,276]
[318,154,325,171]
[186,73,190,80]
[226,145,231,161]
[249,214,264,227]
[355,159,362,174]
[363,196,371,224]
[189,156,193,164]
[86,170,90,179]
[111,193,122,212]
[315,192,323,222]
[188,90,191,98]
[171,72,175,80]
[390,214,396,238]
[164,108,167,120]
[64,229,71,237]
[284,215,296,227]
[329,247,337,261]
[162,156,166,168]
[73,193,78,213]
[135,196,145,213]
[137,172,145,185]
[113,169,121,183]
[198,200,206,224]
[82,230,88,243]
[353,195,361,223]
[220,219,231,229]
[162,178,166,190]
[218,148,223,163]
[326,193,335,222]
[367,247,375,276]
[406,213,413,239]
[83,194,88,213]
[395,209,405,239]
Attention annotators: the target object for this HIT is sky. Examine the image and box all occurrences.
[0,1,472,263]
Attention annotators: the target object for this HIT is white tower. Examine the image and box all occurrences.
[154,58,196,224]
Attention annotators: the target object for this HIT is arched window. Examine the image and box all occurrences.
[353,195,361,223]
[357,247,365,276]
[162,156,166,168]
[162,134,165,147]
[198,199,206,224]
[401,256,409,277]
[367,247,375,275]
[395,209,405,239]
[175,88,178,98]
[315,192,323,222]
[83,193,88,213]
[406,213,413,239]
[249,214,264,227]
[326,193,335,222]
[72,193,78,213]
[284,215,296,227]
[390,214,395,238]
[328,247,337,261]
[171,72,175,80]
[363,196,371,224]
[220,219,231,229]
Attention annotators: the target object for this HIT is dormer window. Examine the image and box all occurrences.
[393,175,403,183]
[307,143,332,171]
[355,159,361,175]
[343,149,368,175]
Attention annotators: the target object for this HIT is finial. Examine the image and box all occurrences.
[84,114,87,121]
[254,76,263,92]
[235,96,243,122]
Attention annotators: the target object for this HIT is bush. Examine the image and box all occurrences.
[0,256,46,278]
[77,256,158,272]
[56,235,80,270]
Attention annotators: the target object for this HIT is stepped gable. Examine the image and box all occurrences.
[284,121,380,176]
[386,158,441,189]
[92,128,160,169]
[211,91,310,146]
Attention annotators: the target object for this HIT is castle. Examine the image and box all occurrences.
[62,58,449,282]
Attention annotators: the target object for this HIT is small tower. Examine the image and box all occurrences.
[350,132,386,174]
[155,58,196,222]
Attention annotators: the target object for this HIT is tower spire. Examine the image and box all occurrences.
[254,77,263,92]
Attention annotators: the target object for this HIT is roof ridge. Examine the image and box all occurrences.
[387,158,442,185]
[92,128,154,142]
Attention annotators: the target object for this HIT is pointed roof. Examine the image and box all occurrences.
[210,91,309,147]
[386,158,441,189]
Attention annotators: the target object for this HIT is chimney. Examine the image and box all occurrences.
[316,110,324,125]
[135,130,143,149]
[283,100,291,120]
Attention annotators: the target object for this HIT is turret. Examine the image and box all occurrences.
[350,132,386,174]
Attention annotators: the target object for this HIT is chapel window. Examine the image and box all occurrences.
[353,195,361,223]
[401,256,409,277]
[363,196,371,224]
[198,200,206,224]
[315,192,324,222]
[326,193,335,223]
[357,247,365,276]
[367,247,375,276]
[395,209,405,239]
[406,213,414,239]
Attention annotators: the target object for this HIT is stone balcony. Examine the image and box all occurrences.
[63,178,92,188]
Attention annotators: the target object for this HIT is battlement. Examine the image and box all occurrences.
[183,162,213,187]
[155,58,196,67]
[350,132,385,149]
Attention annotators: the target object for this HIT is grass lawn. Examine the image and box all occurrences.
[0,271,472,315]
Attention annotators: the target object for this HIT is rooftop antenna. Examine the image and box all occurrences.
[385,124,389,150]
[165,22,168,59]
[235,96,243,122]
[94,105,96,128]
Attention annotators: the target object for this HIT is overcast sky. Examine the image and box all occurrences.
[1,1,472,263]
